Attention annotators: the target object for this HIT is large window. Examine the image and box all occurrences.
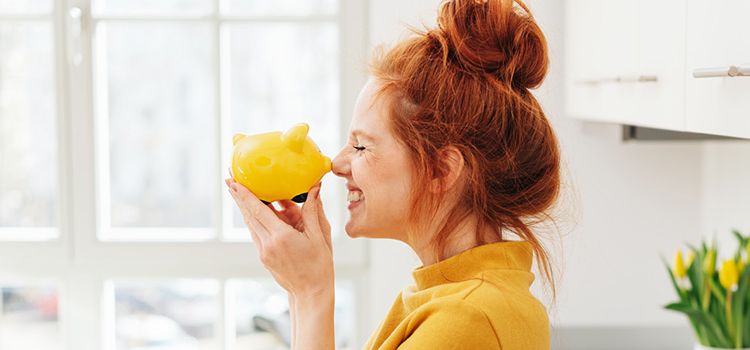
[0,0,368,349]
[0,0,58,240]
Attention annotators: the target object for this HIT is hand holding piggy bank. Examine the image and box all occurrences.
[231,123,332,204]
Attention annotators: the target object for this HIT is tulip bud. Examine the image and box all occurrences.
[704,249,716,276]
[674,250,687,279]
[719,259,739,290]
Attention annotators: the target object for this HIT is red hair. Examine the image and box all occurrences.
[370,0,560,298]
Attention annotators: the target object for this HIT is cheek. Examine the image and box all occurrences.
[354,157,413,211]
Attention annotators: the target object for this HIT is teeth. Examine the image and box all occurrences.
[347,190,364,202]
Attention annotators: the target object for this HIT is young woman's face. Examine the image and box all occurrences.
[331,78,415,240]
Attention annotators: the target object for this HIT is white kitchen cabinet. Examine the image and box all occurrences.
[565,0,687,131]
[685,0,750,139]
[628,0,687,130]
[564,0,636,123]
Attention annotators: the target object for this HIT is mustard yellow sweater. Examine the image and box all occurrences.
[363,240,549,350]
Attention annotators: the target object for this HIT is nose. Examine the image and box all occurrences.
[331,147,351,178]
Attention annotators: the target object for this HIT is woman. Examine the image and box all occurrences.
[226,0,560,348]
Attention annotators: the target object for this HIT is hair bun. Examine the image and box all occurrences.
[432,0,548,89]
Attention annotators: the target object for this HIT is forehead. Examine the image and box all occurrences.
[350,78,391,140]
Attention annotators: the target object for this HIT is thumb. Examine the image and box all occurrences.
[301,185,323,240]
[315,186,332,250]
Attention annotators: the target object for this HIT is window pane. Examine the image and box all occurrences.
[222,0,337,16]
[98,22,215,232]
[110,279,218,350]
[0,22,57,236]
[229,279,355,350]
[0,284,61,350]
[0,0,51,14]
[93,0,212,17]
[225,23,339,236]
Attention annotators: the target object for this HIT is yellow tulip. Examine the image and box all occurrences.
[704,249,716,275]
[674,250,687,279]
[719,259,739,289]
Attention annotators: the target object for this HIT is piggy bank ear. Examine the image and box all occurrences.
[232,133,246,146]
[282,123,309,152]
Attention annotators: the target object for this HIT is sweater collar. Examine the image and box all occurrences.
[411,240,533,290]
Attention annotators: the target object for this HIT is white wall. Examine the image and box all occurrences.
[701,142,750,255]
[362,0,710,342]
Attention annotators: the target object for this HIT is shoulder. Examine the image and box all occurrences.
[462,273,549,331]
[461,275,551,349]
[415,274,550,348]
[399,299,501,350]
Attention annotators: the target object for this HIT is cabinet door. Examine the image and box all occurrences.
[624,0,687,130]
[565,0,686,130]
[564,0,637,123]
[685,0,750,139]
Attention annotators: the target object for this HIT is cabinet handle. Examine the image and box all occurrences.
[692,65,750,78]
[576,75,658,85]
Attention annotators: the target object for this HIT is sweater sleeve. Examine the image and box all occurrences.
[396,300,501,350]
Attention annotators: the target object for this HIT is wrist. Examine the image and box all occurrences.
[294,287,334,308]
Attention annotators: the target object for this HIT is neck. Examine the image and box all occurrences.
[406,214,501,266]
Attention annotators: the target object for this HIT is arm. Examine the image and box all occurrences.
[225,179,335,348]
[288,293,296,348]
[291,289,336,350]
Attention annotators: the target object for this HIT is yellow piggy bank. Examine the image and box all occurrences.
[231,123,332,204]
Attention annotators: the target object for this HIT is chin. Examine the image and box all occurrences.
[344,222,364,238]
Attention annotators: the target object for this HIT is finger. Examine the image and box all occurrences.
[266,203,295,228]
[278,200,297,210]
[228,187,271,241]
[247,221,266,250]
[315,186,332,249]
[231,181,291,235]
[228,189,265,248]
[301,185,323,242]
[278,200,303,226]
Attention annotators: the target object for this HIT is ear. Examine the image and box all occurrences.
[429,145,465,194]
[282,123,309,153]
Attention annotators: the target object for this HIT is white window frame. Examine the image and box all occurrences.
[0,0,371,348]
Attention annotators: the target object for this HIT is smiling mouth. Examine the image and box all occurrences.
[347,190,364,203]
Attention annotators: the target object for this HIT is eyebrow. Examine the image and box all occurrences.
[351,129,376,140]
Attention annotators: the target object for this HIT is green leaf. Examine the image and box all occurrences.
[662,255,687,302]
[710,279,727,305]
[689,250,705,305]
[731,229,747,250]
[733,267,750,347]
[666,302,732,347]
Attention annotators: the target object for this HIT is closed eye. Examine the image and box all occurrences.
[353,145,366,152]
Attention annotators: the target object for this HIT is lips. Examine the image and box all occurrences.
[346,183,364,205]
